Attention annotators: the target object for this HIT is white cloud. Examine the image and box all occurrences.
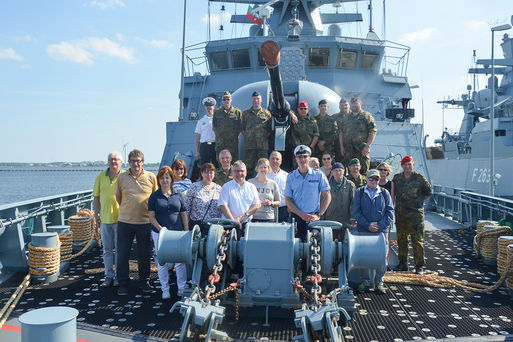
[47,41,94,65]
[46,37,136,65]
[87,37,136,63]
[464,20,488,31]
[149,39,173,49]
[401,28,438,43]
[202,12,232,26]
[87,0,125,10]
[16,35,34,42]
[0,48,23,61]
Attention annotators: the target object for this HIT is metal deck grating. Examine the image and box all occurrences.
[1,222,512,341]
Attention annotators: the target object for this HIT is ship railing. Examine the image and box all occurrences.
[0,190,93,233]
[431,186,513,227]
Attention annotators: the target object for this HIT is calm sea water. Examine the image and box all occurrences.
[0,167,158,206]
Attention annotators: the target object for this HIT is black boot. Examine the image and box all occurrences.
[394,261,408,271]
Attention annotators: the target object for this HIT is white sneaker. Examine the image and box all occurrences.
[162,289,171,299]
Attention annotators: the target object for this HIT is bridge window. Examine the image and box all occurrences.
[257,50,266,66]
[231,49,250,68]
[211,51,229,71]
[337,49,356,68]
[308,48,329,67]
[360,51,379,70]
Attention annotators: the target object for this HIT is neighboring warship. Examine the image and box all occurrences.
[426,24,513,198]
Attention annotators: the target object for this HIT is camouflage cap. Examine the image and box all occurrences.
[294,145,311,156]
[222,91,231,99]
[367,169,379,178]
[348,158,360,166]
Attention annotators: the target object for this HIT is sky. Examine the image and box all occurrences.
[1,0,512,163]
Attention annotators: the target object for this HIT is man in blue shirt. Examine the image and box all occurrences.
[284,145,331,240]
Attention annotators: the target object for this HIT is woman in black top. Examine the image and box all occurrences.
[377,162,392,193]
[148,166,189,299]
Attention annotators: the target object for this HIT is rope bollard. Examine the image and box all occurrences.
[506,245,513,292]
[28,233,61,283]
[476,220,498,235]
[474,226,512,265]
[498,236,513,275]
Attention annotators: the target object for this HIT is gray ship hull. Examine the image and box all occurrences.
[427,156,513,198]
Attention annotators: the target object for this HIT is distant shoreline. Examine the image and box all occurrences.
[0,163,161,169]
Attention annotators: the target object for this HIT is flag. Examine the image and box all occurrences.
[246,5,262,26]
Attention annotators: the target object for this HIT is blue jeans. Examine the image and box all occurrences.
[100,223,117,278]
[116,222,152,287]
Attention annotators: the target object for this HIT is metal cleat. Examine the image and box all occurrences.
[292,300,350,342]
[170,288,230,342]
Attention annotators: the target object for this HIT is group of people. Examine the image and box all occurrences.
[92,93,432,299]
[195,91,376,177]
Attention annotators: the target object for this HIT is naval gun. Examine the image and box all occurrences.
[157,220,387,341]
[260,40,293,151]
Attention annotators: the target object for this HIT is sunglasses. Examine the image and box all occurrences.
[368,177,379,181]
[322,157,331,160]
[378,168,387,171]
[222,98,230,101]
[298,107,308,110]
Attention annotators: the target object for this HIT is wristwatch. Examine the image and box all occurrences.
[316,211,324,217]
[245,212,250,217]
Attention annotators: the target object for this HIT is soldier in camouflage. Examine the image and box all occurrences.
[286,101,319,169]
[332,98,350,162]
[339,96,377,174]
[314,99,338,159]
[392,155,433,274]
[346,158,367,188]
[213,91,242,161]
[213,149,233,186]
[241,91,272,177]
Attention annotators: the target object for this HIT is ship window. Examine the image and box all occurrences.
[308,48,329,67]
[257,50,266,66]
[337,49,356,68]
[231,49,250,68]
[360,51,379,70]
[211,51,229,71]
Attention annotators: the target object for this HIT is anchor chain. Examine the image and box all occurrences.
[202,230,229,305]
[310,229,322,311]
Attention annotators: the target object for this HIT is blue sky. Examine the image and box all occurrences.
[0,0,511,162]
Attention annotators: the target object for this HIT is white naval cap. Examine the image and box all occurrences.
[294,145,311,156]
[202,97,216,107]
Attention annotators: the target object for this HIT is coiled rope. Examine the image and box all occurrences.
[28,241,61,276]
[474,226,512,259]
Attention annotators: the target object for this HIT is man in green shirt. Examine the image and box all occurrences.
[213,149,233,186]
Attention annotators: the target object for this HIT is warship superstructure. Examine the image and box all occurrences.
[427,26,513,198]
[161,0,428,178]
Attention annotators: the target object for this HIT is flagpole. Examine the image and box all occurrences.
[179,0,187,121]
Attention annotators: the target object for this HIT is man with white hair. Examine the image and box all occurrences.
[93,151,125,287]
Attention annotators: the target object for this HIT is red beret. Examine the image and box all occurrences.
[401,155,413,165]
[298,101,308,109]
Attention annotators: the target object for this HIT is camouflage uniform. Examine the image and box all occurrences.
[331,111,347,162]
[213,167,232,186]
[241,107,272,175]
[287,116,319,148]
[213,106,242,161]
[313,114,338,159]
[340,110,377,174]
[392,171,433,267]
[346,173,367,189]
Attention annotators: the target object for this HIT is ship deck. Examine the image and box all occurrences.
[1,212,513,342]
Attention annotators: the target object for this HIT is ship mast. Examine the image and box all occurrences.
[179,0,187,121]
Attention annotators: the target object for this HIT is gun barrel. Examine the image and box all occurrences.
[260,40,287,116]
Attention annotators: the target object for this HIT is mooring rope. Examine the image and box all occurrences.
[0,274,30,329]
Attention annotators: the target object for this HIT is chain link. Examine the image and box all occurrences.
[203,230,229,305]
[310,230,322,311]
